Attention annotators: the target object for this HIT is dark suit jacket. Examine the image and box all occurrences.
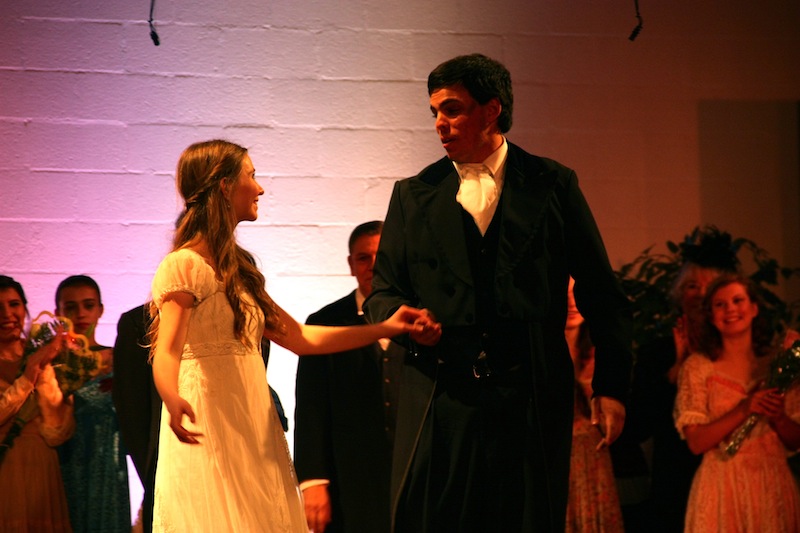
[112,304,160,533]
[364,143,633,531]
[295,291,404,533]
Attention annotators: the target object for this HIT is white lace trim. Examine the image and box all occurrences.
[154,284,203,308]
[181,340,253,360]
[674,410,708,439]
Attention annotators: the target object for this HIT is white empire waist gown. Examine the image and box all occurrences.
[151,248,307,532]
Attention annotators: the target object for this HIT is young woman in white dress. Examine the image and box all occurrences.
[149,140,437,533]
[675,274,800,532]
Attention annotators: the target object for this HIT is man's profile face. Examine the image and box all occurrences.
[429,84,501,163]
[348,233,380,297]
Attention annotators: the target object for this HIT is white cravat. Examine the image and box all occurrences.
[456,163,499,235]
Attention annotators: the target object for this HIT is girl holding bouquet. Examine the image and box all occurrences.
[0,275,74,532]
[674,274,800,532]
[149,140,434,532]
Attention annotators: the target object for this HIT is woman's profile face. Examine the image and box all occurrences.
[0,288,26,343]
[229,155,264,223]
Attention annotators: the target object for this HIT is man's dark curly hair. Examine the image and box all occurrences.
[428,53,514,133]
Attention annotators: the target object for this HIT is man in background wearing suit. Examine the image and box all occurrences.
[364,54,633,532]
[295,221,405,533]
[113,304,159,533]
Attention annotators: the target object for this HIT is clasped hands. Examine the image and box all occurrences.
[26,326,70,408]
[742,387,785,422]
[24,324,67,383]
[399,307,442,346]
[738,329,800,424]
[166,305,442,445]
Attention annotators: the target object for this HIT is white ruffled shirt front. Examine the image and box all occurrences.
[453,139,508,235]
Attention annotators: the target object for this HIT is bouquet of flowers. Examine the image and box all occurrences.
[724,339,800,456]
[0,312,102,464]
[25,311,102,396]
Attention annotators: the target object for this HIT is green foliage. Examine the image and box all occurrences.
[616,226,800,350]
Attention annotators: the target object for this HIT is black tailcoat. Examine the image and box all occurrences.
[364,143,633,532]
[112,305,160,533]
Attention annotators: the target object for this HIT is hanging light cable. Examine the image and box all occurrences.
[149,0,160,46]
[629,0,643,41]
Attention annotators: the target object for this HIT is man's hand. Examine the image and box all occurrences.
[303,484,332,533]
[590,396,626,450]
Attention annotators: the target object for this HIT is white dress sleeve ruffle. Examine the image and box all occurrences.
[674,353,714,440]
[151,249,218,309]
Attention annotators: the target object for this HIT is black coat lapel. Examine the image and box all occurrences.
[407,157,473,287]
[496,144,561,278]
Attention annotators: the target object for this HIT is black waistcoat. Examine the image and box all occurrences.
[453,201,530,377]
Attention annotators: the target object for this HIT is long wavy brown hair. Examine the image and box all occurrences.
[148,140,283,358]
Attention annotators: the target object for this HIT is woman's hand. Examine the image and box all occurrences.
[35,364,65,406]
[165,396,203,444]
[24,328,66,384]
[757,390,785,422]
[742,388,783,418]
[35,363,74,430]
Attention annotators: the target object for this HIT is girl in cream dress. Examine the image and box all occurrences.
[150,140,433,532]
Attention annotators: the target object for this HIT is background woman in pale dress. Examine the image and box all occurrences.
[149,139,436,532]
[0,275,73,532]
[674,274,800,532]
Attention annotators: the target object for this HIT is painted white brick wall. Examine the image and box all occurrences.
[2,3,800,510]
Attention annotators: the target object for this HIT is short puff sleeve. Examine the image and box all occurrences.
[674,353,714,439]
[151,249,217,309]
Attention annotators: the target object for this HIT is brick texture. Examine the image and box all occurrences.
[2,0,800,472]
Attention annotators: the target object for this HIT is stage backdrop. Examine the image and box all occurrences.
[2,0,800,514]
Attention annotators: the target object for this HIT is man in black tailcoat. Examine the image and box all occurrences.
[364,53,633,532]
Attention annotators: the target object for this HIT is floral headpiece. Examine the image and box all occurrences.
[678,225,740,272]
